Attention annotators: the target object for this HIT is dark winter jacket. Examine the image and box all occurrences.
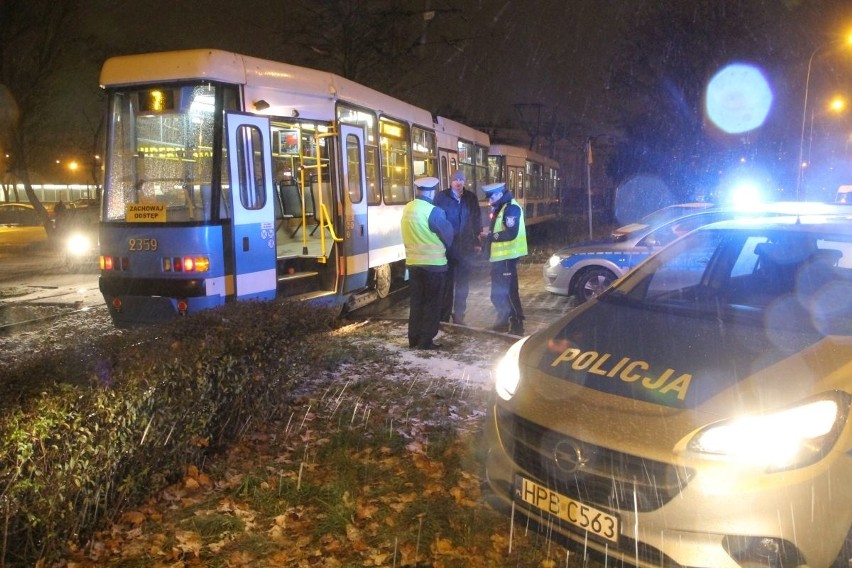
[434,188,482,260]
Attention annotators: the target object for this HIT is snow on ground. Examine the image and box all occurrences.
[335,317,517,391]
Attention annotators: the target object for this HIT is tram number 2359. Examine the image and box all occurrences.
[128,238,159,251]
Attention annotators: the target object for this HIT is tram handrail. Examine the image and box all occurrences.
[319,203,342,243]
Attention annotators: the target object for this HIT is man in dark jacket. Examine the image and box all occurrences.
[434,169,482,325]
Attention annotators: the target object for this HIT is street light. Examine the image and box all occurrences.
[796,32,852,200]
[806,95,847,170]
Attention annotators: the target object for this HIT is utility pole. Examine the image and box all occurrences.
[586,138,593,239]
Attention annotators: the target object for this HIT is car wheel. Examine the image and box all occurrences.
[574,267,616,303]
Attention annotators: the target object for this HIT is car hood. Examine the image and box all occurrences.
[526,298,851,416]
[554,238,639,256]
[509,299,852,454]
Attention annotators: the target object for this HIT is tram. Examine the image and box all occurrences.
[487,144,560,227]
[97,48,492,325]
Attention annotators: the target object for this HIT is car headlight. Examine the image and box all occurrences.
[495,336,530,401]
[685,392,850,471]
[66,233,93,257]
[548,254,564,268]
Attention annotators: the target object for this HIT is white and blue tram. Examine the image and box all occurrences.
[97,48,491,325]
[487,144,560,227]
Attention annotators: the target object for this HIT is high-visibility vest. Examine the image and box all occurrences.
[402,199,447,266]
[490,199,528,261]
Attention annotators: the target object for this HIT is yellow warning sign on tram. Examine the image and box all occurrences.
[127,203,167,222]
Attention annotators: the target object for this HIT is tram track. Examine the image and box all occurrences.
[0,302,108,336]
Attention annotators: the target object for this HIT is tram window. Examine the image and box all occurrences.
[346,134,363,203]
[379,117,411,204]
[527,161,543,198]
[473,144,488,194]
[365,146,381,205]
[337,104,381,205]
[411,126,437,178]
[234,125,267,210]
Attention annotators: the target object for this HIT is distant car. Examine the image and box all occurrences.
[70,198,101,209]
[0,202,41,226]
[610,202,715,240]
[487,213,852,568]
[544,206,732,302]
[55,201,100,272]
[0,202,48,246]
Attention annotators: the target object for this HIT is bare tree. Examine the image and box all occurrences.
[0,0,80,231]
[272,0,464,100]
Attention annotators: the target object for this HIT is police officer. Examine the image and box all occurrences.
[401,176,454,350]
[434,169,482,325]
[482,182,527,335]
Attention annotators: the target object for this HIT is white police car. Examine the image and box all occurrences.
[544,206,731,303]
[488,213,852,567]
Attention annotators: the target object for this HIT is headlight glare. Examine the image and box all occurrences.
[686,393,849,471]
[548,254,562,268]
[66,233,92,257]
[495,336,530,401]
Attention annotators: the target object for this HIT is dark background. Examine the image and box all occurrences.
[2,0,852,209]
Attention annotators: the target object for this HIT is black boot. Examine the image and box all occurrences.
[508,316,525,336]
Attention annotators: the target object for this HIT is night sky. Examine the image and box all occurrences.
[23,0,852,197]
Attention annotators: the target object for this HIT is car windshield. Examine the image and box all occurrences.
[605,219,852,335]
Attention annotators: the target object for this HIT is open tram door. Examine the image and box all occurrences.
[438,149,459,191]
[339,124,369,294]
[225,112,277,301]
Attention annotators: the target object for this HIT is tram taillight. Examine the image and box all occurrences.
[100,256,130,271]
[162,256,210,272]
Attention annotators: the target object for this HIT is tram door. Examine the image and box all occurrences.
[509,166,524,198]
[340,124,369,292]
[439,150,459,191]
[225,112,277,301]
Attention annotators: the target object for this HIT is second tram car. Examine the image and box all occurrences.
[97,48,493,325]
[487,144,560,227]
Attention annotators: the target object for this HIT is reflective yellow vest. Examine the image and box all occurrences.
[490,199,528,262]
[402,199,447,266]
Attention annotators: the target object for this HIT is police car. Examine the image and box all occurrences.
[487,213,852,567]
[544,206,732,303]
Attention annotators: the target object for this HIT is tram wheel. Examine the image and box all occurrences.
[374,264,392,298]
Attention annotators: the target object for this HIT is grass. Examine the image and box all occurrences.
[59,320,593,567]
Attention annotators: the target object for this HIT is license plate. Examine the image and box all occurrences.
[515,475,619,543]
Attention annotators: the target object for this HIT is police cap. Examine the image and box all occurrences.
[414,176,440,191]
[482,182,506,194]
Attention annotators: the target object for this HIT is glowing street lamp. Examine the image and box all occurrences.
[796,31,852,200]
[806,95,847,170]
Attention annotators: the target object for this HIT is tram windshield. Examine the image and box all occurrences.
[103,83,239,222]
